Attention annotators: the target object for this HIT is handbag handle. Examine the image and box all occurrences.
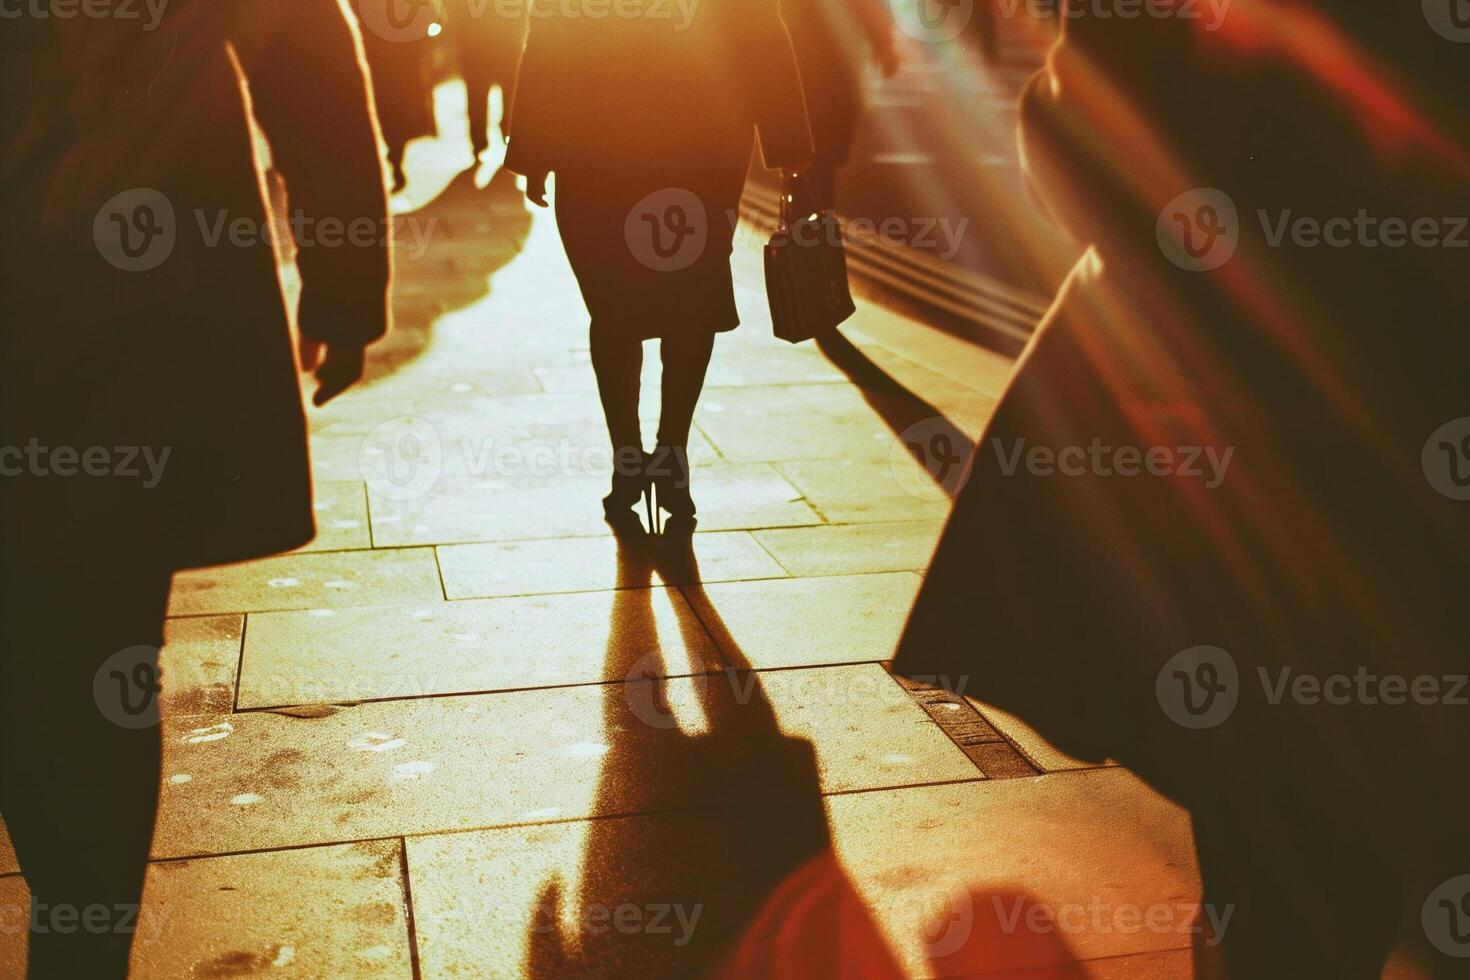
[780,171,817,229]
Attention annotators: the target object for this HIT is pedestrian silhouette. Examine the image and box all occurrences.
[505,0,812,525]
[892,4,1470,976]
[445,0,527,162]
[0,3,389,975]
[360,7,439,191]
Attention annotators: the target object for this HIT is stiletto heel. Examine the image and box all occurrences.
[648,445,695,524]
[603,449,652,523]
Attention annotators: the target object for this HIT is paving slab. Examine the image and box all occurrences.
[238,587,723,708]
[778,457,954,524]
[169,547,443,616]
[0,841,413,978]
[296,480,372,554]
[161,614,245,718]
[753,521,944,578]
[694,384,901,463]
[437,532,786,600]
[403,768,1196,978]
[368,463,820,547]
[151,663,974,858]
[683,572,922,670]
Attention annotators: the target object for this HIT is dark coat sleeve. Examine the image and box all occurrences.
[229,0,391,347]
[503,8,574,178]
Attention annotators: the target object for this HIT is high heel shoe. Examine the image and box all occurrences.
[647,445,695,526]
[603,450,653,525]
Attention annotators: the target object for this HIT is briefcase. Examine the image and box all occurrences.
[764,174,856,344]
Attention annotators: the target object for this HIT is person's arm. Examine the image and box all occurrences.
[504,2,569,204]
[228,0,390,404]
[851,0,899,77]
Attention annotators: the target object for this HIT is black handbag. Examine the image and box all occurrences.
[764,174,856,344]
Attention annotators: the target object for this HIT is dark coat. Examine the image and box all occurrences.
[504,0,812,339]
[893,2,1470,834]
[0,0,390,572]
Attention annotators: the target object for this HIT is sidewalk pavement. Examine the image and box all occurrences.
[0,83,1199,978]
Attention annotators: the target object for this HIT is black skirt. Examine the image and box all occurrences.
[553,134,755,342]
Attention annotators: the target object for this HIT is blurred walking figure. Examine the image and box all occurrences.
[445,0,528,161]
[0,3,389,976]
[359,1,439,191]
[782,0,900,210]
[893,3,1470,976]
[506,0,811,526]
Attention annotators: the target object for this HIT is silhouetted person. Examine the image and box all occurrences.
[892,3,1470,977]
[445,0,527,161]
[782,0,900,210]
[505,0,811,524]
[0,3,389,975]
[360,9,438,191]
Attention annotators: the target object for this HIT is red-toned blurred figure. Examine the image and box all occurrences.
[0,2,389,976]
[895,2,1470,976]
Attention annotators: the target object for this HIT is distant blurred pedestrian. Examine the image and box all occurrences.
[0,3,389,976]
[782,0,900,210]
[506,0,812,526]
[445,0,527,162]
[359,1,440,191]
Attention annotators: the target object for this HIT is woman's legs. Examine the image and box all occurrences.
[656,330,715,450]
[0,558,172,979]
[590,328,645,477]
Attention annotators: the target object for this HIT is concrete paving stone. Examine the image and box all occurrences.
[974,702,1113,774]
[0,841,413,977]
[402,768,1196,978]
[694,384,903,463]
[0,827,14,876]
[684,572,922,670]
[437,532,787,600]
[151,663,973,858]
[753,520,944,577]
[368,463,819,547]
[168,548,443,617]
[133,840,413,978]
[161,614,245,719]
[0,874,23,974]
[295,480,372,553]
[778,457,955,524]
[831,770,1199,977]
[238,586,723,709]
